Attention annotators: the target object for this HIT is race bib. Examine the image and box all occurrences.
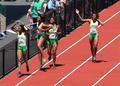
[18,40,25,45]
[90,28,97,34]
[91,30,96,34]
[49,34,57,39]
[18,39,26,46]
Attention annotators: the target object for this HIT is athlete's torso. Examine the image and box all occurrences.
[18,33,27,46]
[48,24,58,39]
[90,19,99,34]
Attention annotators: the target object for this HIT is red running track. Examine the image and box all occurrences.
[0,1,120,86]
[97,63,120,86]
[55,36,120,86]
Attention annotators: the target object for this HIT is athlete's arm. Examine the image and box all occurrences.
[11,22,19,33]
[56,25,61,34]
[40,23,52,32]
[16,20,30,31]
[76,9,90,22]
[98,19,104,26]
[43,23,52,31]
[42,23,52,28]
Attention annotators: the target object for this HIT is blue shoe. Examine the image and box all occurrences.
[92,56,96,62]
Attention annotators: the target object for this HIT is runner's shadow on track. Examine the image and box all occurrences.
[81,59,108,63]
[49,64,65,68]
[40,67,51,72]
[94,60,108,63]
[19,73,31,78]
[40,64,65,72]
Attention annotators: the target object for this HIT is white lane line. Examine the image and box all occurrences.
[54,34,120,86]
[92,62,120,86]
[16,9,120,86]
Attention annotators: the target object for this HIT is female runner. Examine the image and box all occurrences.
[76,9,104,62]
[36,16,52,70]
[47,17,61,68]
[11,20,30,77]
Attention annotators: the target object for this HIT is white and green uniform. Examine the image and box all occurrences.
[89,19,99,39]
[36,22,46,39]
[17,33,27,53]
[47,24,58,45]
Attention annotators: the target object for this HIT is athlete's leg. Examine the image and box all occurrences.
[47,43,52,61]
[89,37,94,57]
[93,35,99,60]
[37,37,46,69]
[51,40,58,68]
[17,49,22,77]
[23,50,29,72]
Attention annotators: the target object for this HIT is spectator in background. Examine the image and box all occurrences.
[44,0,56,22]
[84,0,98,18]
[47,0,56,10]
[55,0,65,25]
[29,0,44,28]
[56,0,66,36]
[65,0,74,33]
[84,0,90,18]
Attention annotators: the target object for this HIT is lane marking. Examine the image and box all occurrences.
[92,62,120,86]
[54,34,120,86]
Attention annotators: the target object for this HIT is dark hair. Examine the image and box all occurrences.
[19,24,26,32]
[93,13,99,19]
[50,17,57,24]
[37,15,45,24]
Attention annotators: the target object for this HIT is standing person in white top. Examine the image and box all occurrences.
[76,9,104,62]
[11,20,30,77]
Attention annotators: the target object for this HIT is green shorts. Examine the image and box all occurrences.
[89,33,98,40]
[47,39,58,45]
[36,33,46,40]
[17,45,27,53]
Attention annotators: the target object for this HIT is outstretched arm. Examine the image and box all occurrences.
[76,9,90,22]
[98,19,104,26]
[17,20,30,31]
